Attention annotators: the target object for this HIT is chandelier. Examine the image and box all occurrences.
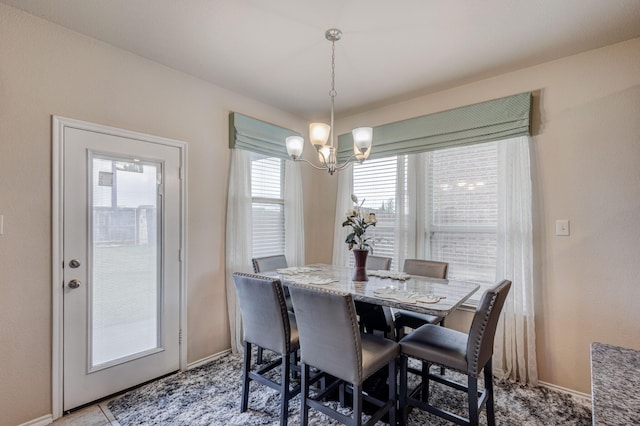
[285,28,373,175]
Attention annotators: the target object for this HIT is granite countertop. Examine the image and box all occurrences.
[590,342,640,425]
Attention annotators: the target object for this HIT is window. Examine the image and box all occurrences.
[349,142,499,303]
[352,156,398,267]
[425,142,498,300]
[251,154,285,258]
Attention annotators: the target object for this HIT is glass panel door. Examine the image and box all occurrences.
[62,122,181,411]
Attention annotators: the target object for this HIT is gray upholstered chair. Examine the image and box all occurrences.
[251,255,291,363]
[289,285,399,426]
[398,280,512,426]
[252,255,288,273]
[366,255,392,271]
[356,255,395,338]
[402,258,448,278]
[232,273,300,426]
[394,259,449,341]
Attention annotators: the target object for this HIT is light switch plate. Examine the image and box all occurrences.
[555,219,569,236]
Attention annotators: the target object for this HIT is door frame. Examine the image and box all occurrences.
[51,116,188,419]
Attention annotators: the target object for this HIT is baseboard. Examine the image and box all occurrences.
[18,414,53,426]
[186,348,232,370]
[538,380,591,403]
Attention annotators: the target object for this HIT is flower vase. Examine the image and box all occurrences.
[352,249,369,281]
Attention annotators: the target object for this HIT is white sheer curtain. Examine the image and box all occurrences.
[225,149,253,354]
[284,160,305,267]
[493,136,538,385]
[332,167,353,267]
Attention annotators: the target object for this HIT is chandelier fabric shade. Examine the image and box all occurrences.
[285,28,373,175]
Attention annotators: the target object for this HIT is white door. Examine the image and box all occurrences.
[62,125,182,410]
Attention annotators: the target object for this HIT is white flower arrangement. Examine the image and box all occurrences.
[342,194,377,251]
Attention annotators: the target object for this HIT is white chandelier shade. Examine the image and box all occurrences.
[285,135,304,160]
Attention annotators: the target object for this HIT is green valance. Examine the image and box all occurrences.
[337,92,531,162]
[229,112,300,160]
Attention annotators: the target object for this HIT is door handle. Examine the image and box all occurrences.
[68,279,81,289]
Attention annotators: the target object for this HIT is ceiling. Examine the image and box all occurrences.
[3,0,640,120]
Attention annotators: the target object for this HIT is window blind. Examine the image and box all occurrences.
[351,157,398,269]
[337,92,531,162]
[425,142,498,301]
[229,112,300,160]
[251,155,285,258]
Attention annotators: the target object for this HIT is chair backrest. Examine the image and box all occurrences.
[367,255,392,271]
[232,272,292,354]
[403,259,448,279]
[466,279,512,376]
[288,286,363,385]
[252,255,288,273]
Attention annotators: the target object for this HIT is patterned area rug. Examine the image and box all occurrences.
[108,353,592,425]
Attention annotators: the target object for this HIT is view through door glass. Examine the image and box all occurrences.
[91,155,162,368]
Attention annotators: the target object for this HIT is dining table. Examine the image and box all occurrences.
[266,263,480,318]
[259,263,481,419]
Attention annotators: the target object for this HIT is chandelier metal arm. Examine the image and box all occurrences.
[336,154,363,171]
[292,157,333,171]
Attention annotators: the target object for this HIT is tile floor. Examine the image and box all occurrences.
[52,401,119,425]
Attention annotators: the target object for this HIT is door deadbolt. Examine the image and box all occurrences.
[68,279,81,289]
[69,259,81,268]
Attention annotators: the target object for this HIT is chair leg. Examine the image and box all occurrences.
[398,356,408,426]
[257,346,264,364]
[339,382,346,408]
[420,361,431,402]
[300,363,310,426]
[352,383,363,426]
[439,319,446,375]
[290,350,298,380]
[395,324,405,342]
[468,375,479,425]
[388,358,397,426]
[280,352,291,426]
[241,342,252,412]
[484,359,495,426]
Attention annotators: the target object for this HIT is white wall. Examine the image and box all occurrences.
[333,37,640,394]
[0,5,308,425]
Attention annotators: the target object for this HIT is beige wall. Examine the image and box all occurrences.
[334,37,640,394]
[0,5,308,425]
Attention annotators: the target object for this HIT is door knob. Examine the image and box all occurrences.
[69,259,81,268]
[68,279,81,289]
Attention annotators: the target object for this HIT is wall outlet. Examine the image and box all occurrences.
[555,219,569,236]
